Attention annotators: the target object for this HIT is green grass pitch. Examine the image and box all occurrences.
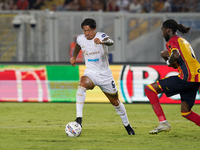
[0,103,200,150]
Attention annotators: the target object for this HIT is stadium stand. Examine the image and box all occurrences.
[0,14,17,61]
[128,18,161,41]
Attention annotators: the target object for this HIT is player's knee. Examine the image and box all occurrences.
[76,86,86,94]
[111,99,120,106]
[79,82,87,88]
[145,85,156,94]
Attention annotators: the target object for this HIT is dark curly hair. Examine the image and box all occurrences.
[162,19,190,34]
[81,18,96,29]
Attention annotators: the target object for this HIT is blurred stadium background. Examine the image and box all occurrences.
[0,0,200,103]
[1,2,200,150]
[0,0,200,62]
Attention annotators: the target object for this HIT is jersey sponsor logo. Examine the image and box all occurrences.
[89,51,100,55]
[101,34,106,38]
[83,50,100,56]
[88,58,99,62]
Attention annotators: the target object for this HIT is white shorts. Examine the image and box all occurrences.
[83,68,118,94]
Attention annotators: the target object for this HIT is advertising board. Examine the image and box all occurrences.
[0,64,200,104]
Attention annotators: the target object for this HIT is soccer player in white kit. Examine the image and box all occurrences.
[70,18,135,135]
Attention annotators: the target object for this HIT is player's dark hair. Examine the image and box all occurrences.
[81,18,96,29]
[162,19,190,34]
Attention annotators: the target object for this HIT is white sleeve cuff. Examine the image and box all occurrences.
[166,60,170,65]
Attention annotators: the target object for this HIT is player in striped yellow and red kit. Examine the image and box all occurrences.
[145,19,200,134]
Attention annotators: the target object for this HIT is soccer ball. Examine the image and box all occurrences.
[65,121,82,137]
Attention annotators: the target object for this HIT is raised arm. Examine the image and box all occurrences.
[94,37,114,46]
[102,37,114,46]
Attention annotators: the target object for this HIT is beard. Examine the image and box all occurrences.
[164,34,170,42]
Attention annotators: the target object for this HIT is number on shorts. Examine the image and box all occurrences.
[111,81,115,88]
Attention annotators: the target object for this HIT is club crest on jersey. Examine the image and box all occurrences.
[101,34,106,38]
[83,50,88,56]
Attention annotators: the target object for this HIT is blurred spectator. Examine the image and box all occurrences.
[79,0,92,11]
[196,0,200,12]
[29,0,44,10]
[129,0,143,13]
[65,0,80,11]
[51,3,57,11]
[106,0,119,12]
[29,0,36,9]
[153,0,164,12]
[161,0,171,12]
[188,0,198,12]
[91,0,104,11]
[16,0,29,10]
[171,0,193,12]
[0,0,199,13]
[115,0,129,12]
[3,0,17,10]
[171,0,178,12]
[178,0,189,12]
[64,0,73,5]
[143,0,153,12]
[0,0,4,10]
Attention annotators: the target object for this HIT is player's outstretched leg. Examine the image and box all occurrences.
[145,86,170,134]
[181,111,200,126]
[75,86,86,127]
[114,100,135,135]
[149,121,171,134]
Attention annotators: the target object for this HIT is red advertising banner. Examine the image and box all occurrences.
[119,65,200,104]
[0,67,49,102]
[1,64,200,104]
[0,65,79,102]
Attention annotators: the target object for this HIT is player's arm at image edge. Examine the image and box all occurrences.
[102,37,114,46]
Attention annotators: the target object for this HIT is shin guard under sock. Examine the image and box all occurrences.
[114,101,129,126]
[76,86,86,118]
[181,111,200,126]
[145,86,166,122]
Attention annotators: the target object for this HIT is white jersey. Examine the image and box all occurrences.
[77,32,111,71]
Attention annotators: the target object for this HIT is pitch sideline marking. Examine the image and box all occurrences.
[0,120,189,129]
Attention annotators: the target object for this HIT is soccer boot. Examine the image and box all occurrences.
[75,117,82,127]
[149,121,171,134]
[124,124,135,135]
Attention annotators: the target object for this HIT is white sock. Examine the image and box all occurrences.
[114,100,129,126]
[160,120,168,123]
[76,86,86,118]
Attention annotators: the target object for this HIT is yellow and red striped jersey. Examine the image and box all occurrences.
[166,36,200,82]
